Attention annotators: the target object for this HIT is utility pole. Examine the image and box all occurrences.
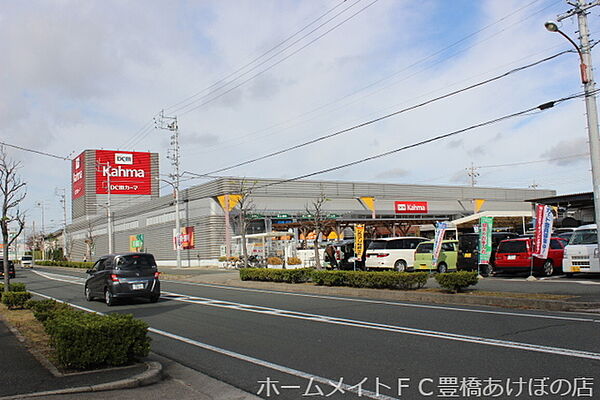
[36,201,45,260]
[55,188,68,260]
[96,162,113,254]
[466,163,480,213]
[156,110,182,268]
[547,0,600,252]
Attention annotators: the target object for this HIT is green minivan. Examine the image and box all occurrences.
[413,240,458,273]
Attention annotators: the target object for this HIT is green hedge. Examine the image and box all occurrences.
[44,311,151,370]
[2,291,32,309]
[26,299,74,322]
[434,271,479,293]
[239,268,313,283]
[0,282,26,300]
[311,270,428,290]
[34,261,94,269]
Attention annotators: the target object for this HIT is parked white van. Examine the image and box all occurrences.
[563,224,599,277]
[365,237,428,271]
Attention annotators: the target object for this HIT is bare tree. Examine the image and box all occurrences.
[0,147,26,291]
[84,218,95,262]
[232,179,256,268]
[305,194,329,269]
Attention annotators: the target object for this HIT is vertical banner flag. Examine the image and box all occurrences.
[173,227,196,250]
[129,234,144,252]
[533,205,554,258]
[354,224,365,261]
[478,217,494,265]
[432,222,448,267]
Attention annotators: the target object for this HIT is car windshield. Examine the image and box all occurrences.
[416,243,433,254]
[569,229,597,245]
[497,241,527,254]
[22,256,32,260]
[368,240,387,250]
[115,254,157,269]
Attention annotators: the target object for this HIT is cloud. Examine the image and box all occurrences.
[542,137,589,166]
[182,133,220,146]
[375,168,409,179]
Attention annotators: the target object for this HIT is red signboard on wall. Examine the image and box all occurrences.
[72,152,86,200]
[95,150,152,195]
[394,201,429,214]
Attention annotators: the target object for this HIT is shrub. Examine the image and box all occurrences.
[434,271,479,293]
[0,282,27,300]
[2,291,32,309]
[287,257,302,265]
[311,271,428,290]
[267,257,283,265]
[44,311,150,370]
[27,299,74,322]
[239,268,313,283]
[34,261,94,269]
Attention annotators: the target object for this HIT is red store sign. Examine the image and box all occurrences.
[95,150,152,195]
[72,152,86,200]
[394,201,429,214]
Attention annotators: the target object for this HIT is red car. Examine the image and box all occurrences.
[494,237,567,277]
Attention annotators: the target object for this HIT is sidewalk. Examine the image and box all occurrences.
[0,317,259,400]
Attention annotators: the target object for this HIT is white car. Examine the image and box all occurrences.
[563,224,599,276]
[365,237,428,271]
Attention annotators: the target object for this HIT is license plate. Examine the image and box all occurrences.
[132,283,144,290]
[572,266,580,272]
[464,253,471,258]
[507,255,516,260]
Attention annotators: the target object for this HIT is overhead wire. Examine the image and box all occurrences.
[122,0,373,151]
[179,0,559,156]
[0,140,70,161]
[246,91,591,191]
[182,50,573,178]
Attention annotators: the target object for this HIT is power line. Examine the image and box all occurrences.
[183,50,573,179]
[478,153,589,169]
[179,0,558,157]
[118,0,370,152]
[177,0,379,117]
[248,92,589,191]
[162,0,360,114]
[0,141,70,160]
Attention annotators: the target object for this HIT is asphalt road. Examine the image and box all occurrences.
[15,268,600,399]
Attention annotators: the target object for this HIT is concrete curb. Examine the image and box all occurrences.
[170,278,600,312]
[0,361,163,400]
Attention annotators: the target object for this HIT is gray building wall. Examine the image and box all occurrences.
[66,177,554,262]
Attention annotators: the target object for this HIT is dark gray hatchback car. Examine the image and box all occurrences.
[85,253,161,306]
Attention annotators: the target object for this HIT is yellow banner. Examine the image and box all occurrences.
[217,194,243,211]
[474,199,486,213]
[354,224,365,261]
[360,197,376,212]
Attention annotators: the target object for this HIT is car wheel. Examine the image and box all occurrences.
[437,262,448,274]
[104,288,116,307]
[481,264,493,277]
[85,285,93,302]
[394,260,407,272]
[542,260,554,277]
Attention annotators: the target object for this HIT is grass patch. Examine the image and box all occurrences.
[0,303,57,366]
[417,288,572,300]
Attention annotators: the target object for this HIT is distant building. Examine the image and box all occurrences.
[65,177,553,263]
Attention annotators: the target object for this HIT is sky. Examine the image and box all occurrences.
[1,0,599,233]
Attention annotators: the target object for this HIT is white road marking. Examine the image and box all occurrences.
[29,271,600,361]
[31,269,600,323]
[27,290,397,400]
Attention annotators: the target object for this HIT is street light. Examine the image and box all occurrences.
[545,3,600,254]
